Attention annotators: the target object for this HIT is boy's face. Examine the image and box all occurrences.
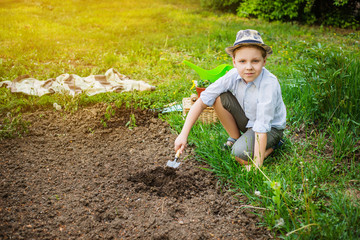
[232,47,266,83]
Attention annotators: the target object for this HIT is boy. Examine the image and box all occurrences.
[174,29,286,170]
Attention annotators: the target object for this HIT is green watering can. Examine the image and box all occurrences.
[183,60,232,82]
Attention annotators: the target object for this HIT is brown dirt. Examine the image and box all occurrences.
[0,103,272,239]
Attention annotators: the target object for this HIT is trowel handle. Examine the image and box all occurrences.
[175,149,181,158]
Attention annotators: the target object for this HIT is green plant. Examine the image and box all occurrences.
[327,118,360,161]
[196,79,211,88]
[0,111,30,140]
[237,0,305,21]
[88,128,95,134]
[284,43,360,129]
[234,0,359,28]
[315,190,360,239]
[100,104,116,128]
[200,0,241,13]
[125,113,137,130]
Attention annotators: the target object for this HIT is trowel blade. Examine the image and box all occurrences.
[166,159,181,168]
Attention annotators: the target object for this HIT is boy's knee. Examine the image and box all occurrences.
[232,145,252,161]
[231,132,254,161]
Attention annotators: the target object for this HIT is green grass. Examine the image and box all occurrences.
[1,0,360,238]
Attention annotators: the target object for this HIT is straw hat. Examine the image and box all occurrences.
[225,29,272,57]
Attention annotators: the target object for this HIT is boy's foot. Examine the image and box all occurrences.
[273,138,285,150]
[223,137,237,150]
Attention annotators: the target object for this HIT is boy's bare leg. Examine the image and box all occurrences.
[213,97,240,140]
[265,148,274,157]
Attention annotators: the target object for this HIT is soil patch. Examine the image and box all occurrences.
[0,103,272,239]
[128,167,206,199]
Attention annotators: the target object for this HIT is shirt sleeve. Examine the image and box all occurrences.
[252,77,280,133]
[200,68,237,107]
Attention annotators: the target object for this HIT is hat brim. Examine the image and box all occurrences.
[225,42,273,57]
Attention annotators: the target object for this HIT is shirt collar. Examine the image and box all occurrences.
[252,69,264,87]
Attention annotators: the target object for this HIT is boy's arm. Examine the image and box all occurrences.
[253,132,267,168]
[174,98,207,153]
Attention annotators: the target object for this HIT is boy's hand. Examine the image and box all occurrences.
[174,133,187,154]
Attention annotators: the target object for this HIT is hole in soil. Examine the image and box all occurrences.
[127,167,206,199]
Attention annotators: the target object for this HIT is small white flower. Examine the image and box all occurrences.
[243,151,251,157]
[274,218,284,228]
[53,103,62,111]
[255,190,261,196]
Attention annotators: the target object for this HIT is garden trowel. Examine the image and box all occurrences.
[166,149,181,168]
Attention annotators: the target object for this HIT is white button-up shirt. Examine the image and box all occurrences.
[200,67,286,133]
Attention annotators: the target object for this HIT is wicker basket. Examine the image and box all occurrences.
[182,97,218,124]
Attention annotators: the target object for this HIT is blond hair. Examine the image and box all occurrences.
[232,44,267,59]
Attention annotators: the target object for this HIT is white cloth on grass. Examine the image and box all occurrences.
[0,68,155,97]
